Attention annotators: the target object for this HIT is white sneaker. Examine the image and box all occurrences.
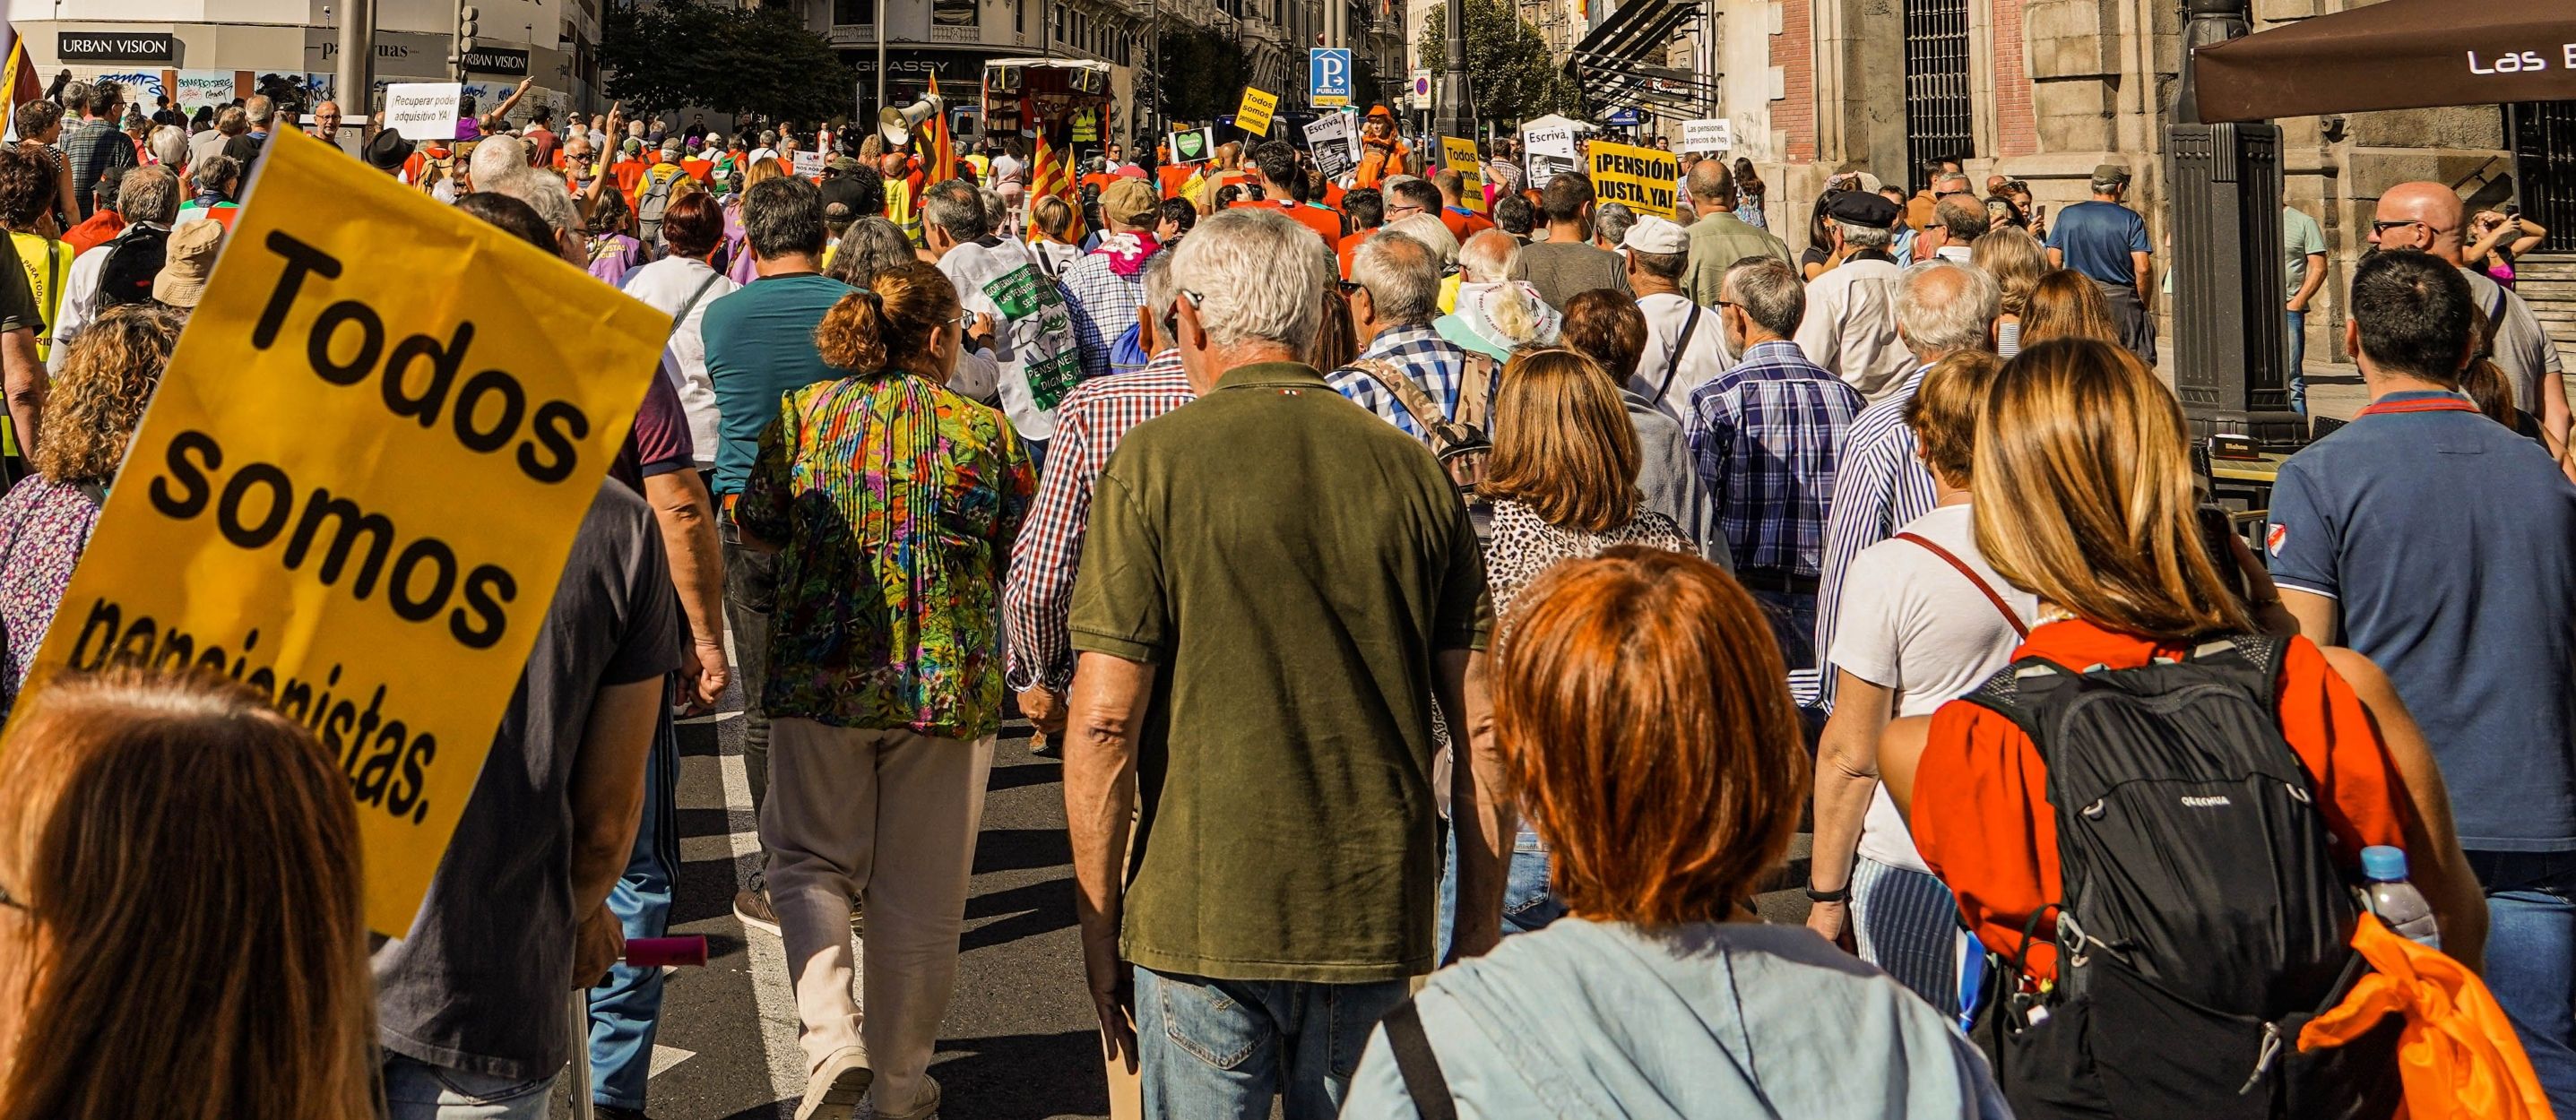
[794,1047,873,1120]
[871,1073,940,1120]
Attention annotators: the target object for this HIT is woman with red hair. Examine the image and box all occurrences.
[1342,547,2008,1117]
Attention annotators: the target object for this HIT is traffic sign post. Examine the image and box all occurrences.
[1310,48,1353,108]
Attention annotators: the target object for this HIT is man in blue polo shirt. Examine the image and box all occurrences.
[2268,249,2576,1110]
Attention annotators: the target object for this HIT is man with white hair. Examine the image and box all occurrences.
[1810,259,1997,715]
[1005,253,1197,756]
[922,178,1066,451]
[1334,229,1475,440]
[51,165,179,368]
[221,93,275,176]
[1062,207,1505,1120]
[1433,228,1556,365]
[1794,191,1914,401]
[1621,214,1731,417]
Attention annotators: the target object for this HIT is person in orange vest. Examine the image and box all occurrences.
[1355,106,1410,189]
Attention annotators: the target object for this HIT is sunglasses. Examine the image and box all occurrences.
[2371,219,2437,236]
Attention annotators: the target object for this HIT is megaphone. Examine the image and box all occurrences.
[880,92,943,148]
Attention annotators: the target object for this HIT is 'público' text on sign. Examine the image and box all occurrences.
[385,82,462,142]
[1235,86,1280,137]
[1589,139,1679,220]
[13,130,667,935]
[1440,136,1486,214]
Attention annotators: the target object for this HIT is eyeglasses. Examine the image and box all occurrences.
[1180,289,1206,308]
[1336,280,1365,295]
[2370,219,2441,236]
[1387,203,1425,217]
[954,311,978,331]
[0,882,22,912]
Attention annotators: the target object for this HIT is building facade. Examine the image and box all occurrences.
[1683,0,2552,364]
[17,0,597,124]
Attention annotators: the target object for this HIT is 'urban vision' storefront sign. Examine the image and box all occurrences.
[60,31,176,62]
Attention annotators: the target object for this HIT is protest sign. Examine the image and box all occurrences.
[1588,139,1680,219]
[1521,121,1580,190]
[1166,126,1217,163]
[13,130,666,935]
[176,70,240,118]
[1681,117,1733,155]
[1305,114,1355,180]
[1234,86,1279,137]
[792,150,826,178]
[1440,136,1485,213]
[385,82,462,142]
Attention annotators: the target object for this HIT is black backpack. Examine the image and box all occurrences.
[1961,633,2402,1120]
[97,226,170,308]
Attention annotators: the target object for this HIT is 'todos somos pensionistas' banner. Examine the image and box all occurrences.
[13,129,669,935]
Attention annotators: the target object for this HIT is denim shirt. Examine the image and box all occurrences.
[1343,919,2010,1119]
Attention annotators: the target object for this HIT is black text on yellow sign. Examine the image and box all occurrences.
[1588,140,1680,220]
[15,129,669,935]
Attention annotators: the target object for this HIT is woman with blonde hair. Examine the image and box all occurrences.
[1343,547,2007,1118]
[0,306,178,713]
[2016,268,2120,348]
[722,156,795,282]
[736,261,1033,1120]
[1880,339,2485,1116]
[0,668,376,1120]
[1029,195,1083,280]
[1970,227,2046,357]
[1474,347,1693,932]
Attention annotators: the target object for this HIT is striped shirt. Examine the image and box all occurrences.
[1326,323,1468,440]
[1685,339,1866,576]
[1814,364,1941,711]
[1003,350,1197,692]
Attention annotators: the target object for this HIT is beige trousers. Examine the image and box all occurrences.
[762,717,995,1113]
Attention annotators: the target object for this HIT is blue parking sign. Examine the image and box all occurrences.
[1310,47,1353,108]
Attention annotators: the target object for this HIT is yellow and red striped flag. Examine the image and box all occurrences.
[924,73,956,185]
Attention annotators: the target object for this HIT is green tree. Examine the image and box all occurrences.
[1154,25,1256,125]
[1416,0,1577,127]
[601,0,856,122]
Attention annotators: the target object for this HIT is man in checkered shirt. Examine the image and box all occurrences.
[1687,255,1865,681]
[1005,253,1196,753]
[65,82,135,220]
[1326,229,1471,440]
[1058,177,1169,381]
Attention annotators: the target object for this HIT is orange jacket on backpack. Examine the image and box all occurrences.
[2300,912,2554,1120]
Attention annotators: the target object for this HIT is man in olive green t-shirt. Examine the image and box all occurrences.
[1062,209,1506,1119]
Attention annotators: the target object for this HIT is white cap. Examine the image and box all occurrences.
[1621,214,1690,254]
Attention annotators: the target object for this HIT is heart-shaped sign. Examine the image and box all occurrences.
[1176,130,1206,159]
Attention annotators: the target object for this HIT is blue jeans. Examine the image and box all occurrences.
[587,680,680,1109]
[1503,830,1566,935]
[2286,309,2308,416]
[2469,849,2576,1113]
[1132,967,1413,1120]
[381,1055,553,1120]
[1749,588,1820,673]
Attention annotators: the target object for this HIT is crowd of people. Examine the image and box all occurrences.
[0,74,2564,1120]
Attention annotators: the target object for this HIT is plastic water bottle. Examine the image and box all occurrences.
[2361,845,2442,950]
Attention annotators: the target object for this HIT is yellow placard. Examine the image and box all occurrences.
[1440,137,1486,214]
[15,128,667,935]
[1588,139,1681,219]
[1235,86,1279,137]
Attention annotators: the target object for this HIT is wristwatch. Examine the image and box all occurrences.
[1805,884,1851,904]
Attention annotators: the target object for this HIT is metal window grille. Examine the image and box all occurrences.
[1903,0,1972,194]
[2511,101,2576,254]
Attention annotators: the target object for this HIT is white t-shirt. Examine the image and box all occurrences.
[1828,504,2041,872]
[938,237,1081,441]
[1632,291,1733,420]
[619,255,741,467]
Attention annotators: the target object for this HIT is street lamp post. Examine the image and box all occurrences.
[1434,0,1470,147]
[336,0,375,136]
[2165,0,2298,444]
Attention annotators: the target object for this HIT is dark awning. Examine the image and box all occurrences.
[1567,0,1716,118]
[2194,0,2576,123]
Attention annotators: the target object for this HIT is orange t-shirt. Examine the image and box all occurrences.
[1080,171,1119,196]
[1910,621,2419,984]
[613,159,648,199]
[1230,199,1344,246]
[1337,228,1373,278]
[1157,164,1197,200]
[681,158,715,183]
[1440,206,1496,243]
